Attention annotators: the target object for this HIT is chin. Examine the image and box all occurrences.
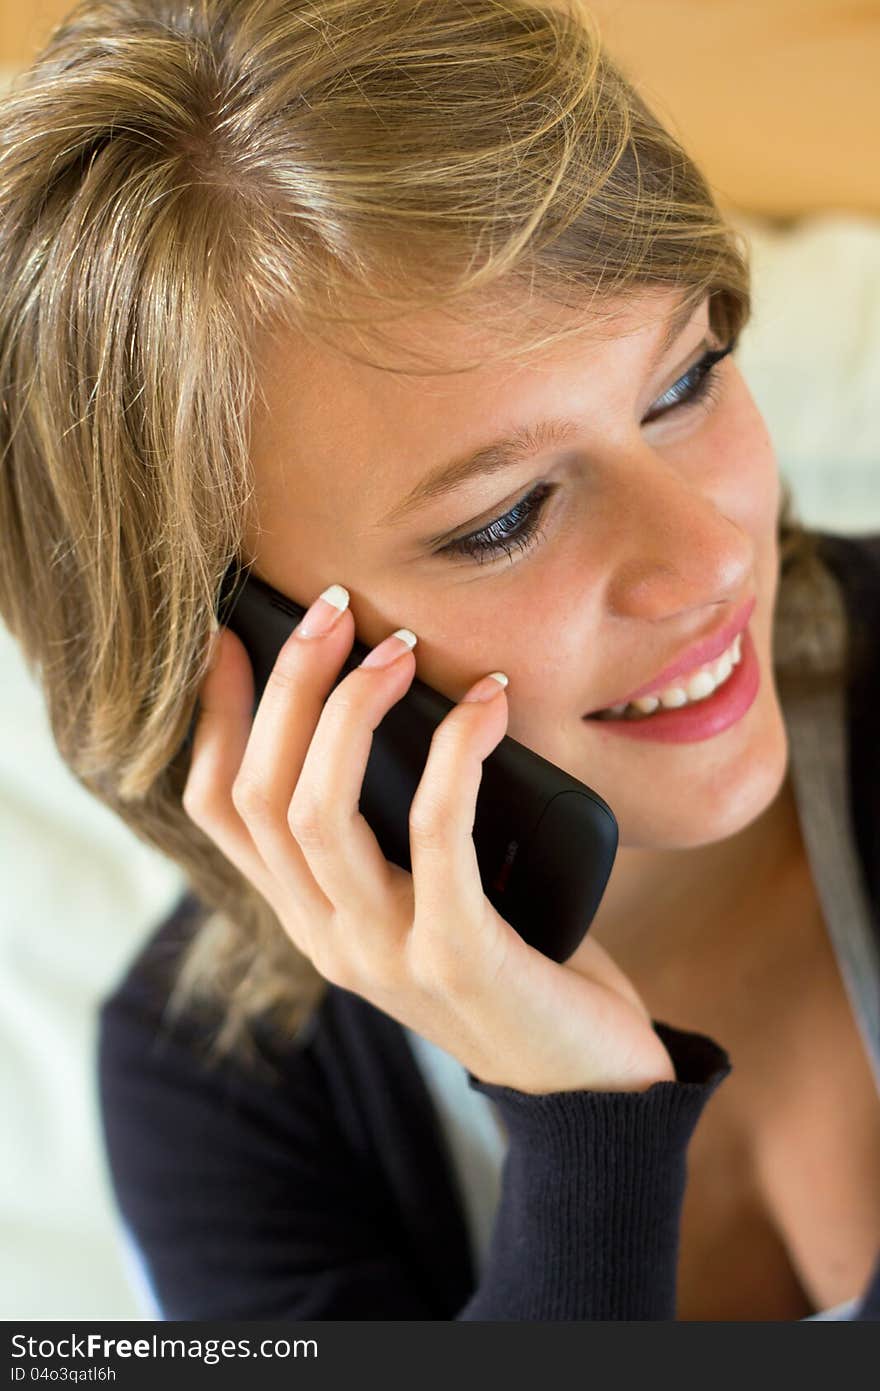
[609,677,791,852]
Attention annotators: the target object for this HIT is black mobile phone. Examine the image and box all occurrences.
[184,563,618,964]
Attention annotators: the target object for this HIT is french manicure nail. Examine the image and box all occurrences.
[461,672,509,703]
[295,584,350,639]
[360,629,418,669]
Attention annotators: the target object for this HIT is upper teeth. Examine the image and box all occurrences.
[606,632,743,716]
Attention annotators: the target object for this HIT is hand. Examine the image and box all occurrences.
[182,597,676,1095]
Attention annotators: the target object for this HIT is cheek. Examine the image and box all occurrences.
[411,382,779,705]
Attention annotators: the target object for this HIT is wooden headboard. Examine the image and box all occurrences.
[589,0,879,220]
[2,0,877,219]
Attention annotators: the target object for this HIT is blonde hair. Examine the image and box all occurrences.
[0,0,824,1070]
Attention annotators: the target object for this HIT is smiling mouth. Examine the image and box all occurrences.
[584,629,745,720]
[583,596,756,720]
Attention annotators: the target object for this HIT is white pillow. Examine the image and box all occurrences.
[732,213,880,535]
[0,615,185,1318]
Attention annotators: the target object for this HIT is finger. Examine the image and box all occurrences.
[183,624,331,937]
[280,630,420,938]
[407,674,510,980]
[231,609,411,943]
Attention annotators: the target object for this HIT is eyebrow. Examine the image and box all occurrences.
[377,294,701,529]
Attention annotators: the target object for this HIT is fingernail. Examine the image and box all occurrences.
[461,671,509,703]
[359,628,418,669]
[294,584,350,639]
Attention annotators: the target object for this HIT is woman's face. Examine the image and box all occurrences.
[245,286,787,873]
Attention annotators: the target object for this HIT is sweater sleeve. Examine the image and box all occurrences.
[98,927,732,1323]
[458,1022,732,1319]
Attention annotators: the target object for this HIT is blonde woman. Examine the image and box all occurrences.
[1,0,879,1321]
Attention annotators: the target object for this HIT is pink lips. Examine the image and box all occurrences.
[585,620,761,743]
[590,595,757,713]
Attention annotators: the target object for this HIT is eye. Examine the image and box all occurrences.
[437,336,737,565]
[642,336,737,424]
[434,480,558,566]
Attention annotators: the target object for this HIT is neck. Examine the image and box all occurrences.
[587,766,803,989]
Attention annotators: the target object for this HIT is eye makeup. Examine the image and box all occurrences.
[433,336,737,566]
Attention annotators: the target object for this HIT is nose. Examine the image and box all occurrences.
[602,452,753,621]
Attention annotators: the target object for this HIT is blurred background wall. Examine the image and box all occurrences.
[4,0,879,220]
[1,0,879,1320]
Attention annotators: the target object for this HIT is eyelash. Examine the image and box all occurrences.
[437,337,737,565]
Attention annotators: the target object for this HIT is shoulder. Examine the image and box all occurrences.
[812,527,880,575]
[94,894,432,1320]
[811,527,880,629]
[96,889,408,1149]
[791,526,880,692]
[96,890,328,1117]
[808,527,880,920]
[809,525,880,692]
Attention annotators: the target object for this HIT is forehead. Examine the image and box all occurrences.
[246,285,697,534]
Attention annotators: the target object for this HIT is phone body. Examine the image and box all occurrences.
[183,563,619,964]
